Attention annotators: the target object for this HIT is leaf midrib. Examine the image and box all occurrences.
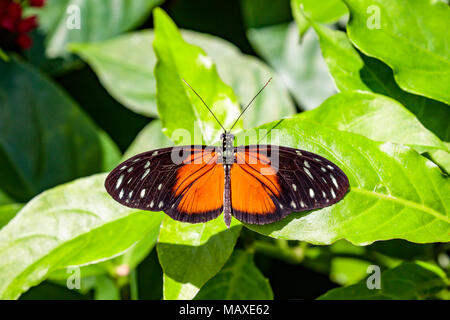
[352,188,449,224]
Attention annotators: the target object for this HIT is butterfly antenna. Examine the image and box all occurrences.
[229,77,272,131]
[182,79,226,132]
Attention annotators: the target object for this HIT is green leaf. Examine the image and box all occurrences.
[240,0,292,29]
[308,21,450,142]
[319,262,449,299]
[248,23,336,110]
[0,174,164,299]
[0,49,9,61]
[343,0,450,105]
[194,250,273,300]
[93,276,120,300]
[158,217,242,300]
[300,91,448,154]
[98,131,122,172]
[70,30,295,125]
[307,20,369,92]
[153,8,243,145]
[37,0,162,58]
[123,120,173,160]
[241,118,450,244]
[291,0,348,37]
[0,58,102,202]
[0,190,15,206]
[0,204,23,230]
[330,257,372,286]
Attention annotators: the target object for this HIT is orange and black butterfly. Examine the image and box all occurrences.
[105,79,349,227]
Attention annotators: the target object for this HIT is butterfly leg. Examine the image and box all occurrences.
[223,164,232,228]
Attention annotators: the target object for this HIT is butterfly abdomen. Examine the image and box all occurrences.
[223,164,232,228]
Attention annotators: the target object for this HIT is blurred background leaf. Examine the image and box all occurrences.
[195,250,273,300]
[0,174,163,299]
[36,0,163,58]
[70,30,295,124]
[247,23,336,110]
[319,262,449,300]
[0,58,103,202]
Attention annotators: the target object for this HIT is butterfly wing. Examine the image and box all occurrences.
[230,145,349,224]
[105,146,224,224]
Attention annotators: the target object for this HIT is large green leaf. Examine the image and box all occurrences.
[291,0,348,37]
[343,0,450,105]
[300,91,448,155]
[241,118,450,244]
[70,30,295,125]
[0,174,164,299]
[308,20,450,142]
[158,217,242,300]
[194,250,273,300]
[0,204,23,230]
[319,262,449,299]
[98,131,122,172]
[123,120,173,160]
[248,23,336,110]
[0,58,102,202]
[37,0,162,58]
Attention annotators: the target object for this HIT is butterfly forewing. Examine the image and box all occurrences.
[105,146,225,223]
[230,145,349,224]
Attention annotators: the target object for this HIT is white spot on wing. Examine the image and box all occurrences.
[309,188,315,198]
[330,174,338,188]
[304,168,314,180]
[292,184,297,191]
[158,201,164,208]
[119,189,124,199]
[116,174,124,189]
[158,184,162,190]
[129,191,133,199]
[321,167,326,172]
[150,201,154,208]
[331,188,336,199]
[304,160,310,168]
[144,161,150,169]
[291,201,297,209]
[300,201,305,208]
[127,167,133,173]
[140,189,146,198]
[142,169,150,180]
[327,165,334,170]
[120,165,127,170]
[152,151,159,156]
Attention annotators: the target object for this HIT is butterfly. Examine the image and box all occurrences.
[105,78,349,227]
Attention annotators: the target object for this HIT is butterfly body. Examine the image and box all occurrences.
[105,132,350,227]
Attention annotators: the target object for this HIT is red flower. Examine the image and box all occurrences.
[16,33,32,49]
[17,15,37,33]
[0,0,41,50]
[29,0,45,7]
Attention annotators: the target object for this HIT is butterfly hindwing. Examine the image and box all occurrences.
[105,146,224,224]
[230,145,349,224]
